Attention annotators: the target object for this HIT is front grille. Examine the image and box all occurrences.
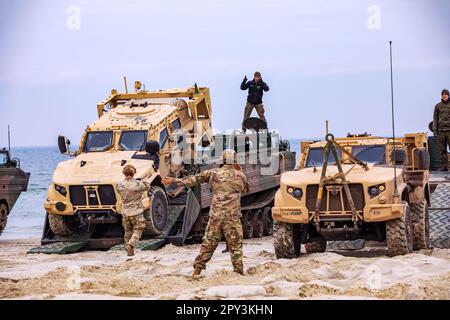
[69,186,86,206]
[69,185,116,207]
[98,185,116,205]
[305,184,365,213]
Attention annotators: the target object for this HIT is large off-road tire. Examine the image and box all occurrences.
[142,186,168,236]
[386,202,414,256]
[48,213,79,237]
[241,210,254,239]
[305,239,327,253]
[252,209,264,238]
[0,202,9,235]
[262,207,273,236]
[273,221,301,259]
[410,200,430,250]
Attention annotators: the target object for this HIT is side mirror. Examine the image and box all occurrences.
[391,148,408,165]
[58,135,68,154]
[145,140,160,156]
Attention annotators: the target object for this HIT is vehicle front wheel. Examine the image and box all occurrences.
[273,221,301,259]
[386,202,414,256]
[142,186,169,236]
[305,238,327,253]
[48,213,79,237]
[0,202,9,235]
[410,200,430,250]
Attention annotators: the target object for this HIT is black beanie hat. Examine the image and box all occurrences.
[254,71,261,77]
[442,89,449,96]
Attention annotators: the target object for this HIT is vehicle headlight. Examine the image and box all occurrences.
[287,186,303,200]
[55,184,67,197]
[368,184,385,198]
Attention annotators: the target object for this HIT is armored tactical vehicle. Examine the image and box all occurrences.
[41,82,295,250]
[272,132,430,257]
[0,148,30,235]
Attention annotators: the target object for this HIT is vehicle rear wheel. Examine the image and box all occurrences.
[273,221,301,259]
[252,209,264,238]
[241,210,254,239]
[263,207,273,236]
[410,200,430,250]
[143,186,168,236]
[386,202,414,256]
[48,213,79,237]
[305,239,327,253]
[0,202,9,235]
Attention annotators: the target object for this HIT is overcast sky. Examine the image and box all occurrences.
[0,0,449,147]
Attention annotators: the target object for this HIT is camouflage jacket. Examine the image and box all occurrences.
[433,100,450,132]
[117,178,151,217]
[176,165,248,219]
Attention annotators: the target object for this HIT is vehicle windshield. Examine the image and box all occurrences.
[305,147,341,167]
[351,145,386,164]
[0,152,8,166]
[120,130,147,151]
[84,131,113,152]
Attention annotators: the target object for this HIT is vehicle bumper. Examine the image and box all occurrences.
[272,206,309,224]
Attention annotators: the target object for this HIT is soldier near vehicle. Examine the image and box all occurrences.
[432,89,450,171]
[163,149,248,277]
[117,164,151,256]
[241,71,270,132]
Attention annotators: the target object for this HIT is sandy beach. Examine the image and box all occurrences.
[1,238,449,300]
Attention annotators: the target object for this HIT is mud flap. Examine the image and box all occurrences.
[27,241,87,254]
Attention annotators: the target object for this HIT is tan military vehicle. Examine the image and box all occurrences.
[272,132,430,257]
[42,81,295,250]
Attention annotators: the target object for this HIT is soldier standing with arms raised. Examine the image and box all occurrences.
[163,150,248,276]
[433,89,450,171]
[241,71,270,132]
[117,164,151,256]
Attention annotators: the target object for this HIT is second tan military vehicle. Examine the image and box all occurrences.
[272,132,430,257]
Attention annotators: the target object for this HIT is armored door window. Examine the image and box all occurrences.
[119,130,147,151]
[172,118,181,131]
[159,128,169,149]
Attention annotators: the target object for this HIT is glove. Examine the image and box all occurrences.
[243,75,247,83]
[162,177,174,186]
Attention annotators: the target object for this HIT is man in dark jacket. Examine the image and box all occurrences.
[433,88,450,171]
[240,71,269,131]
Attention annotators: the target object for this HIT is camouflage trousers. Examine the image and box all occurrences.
[122,213,145,248]
[242,102,266,129]
[194,215,244,273]
[438,131,450,167]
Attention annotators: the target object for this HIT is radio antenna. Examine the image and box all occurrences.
[8,125,11,153]
[389,41,398,196]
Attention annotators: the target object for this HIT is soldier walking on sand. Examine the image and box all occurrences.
[117,164,151,256]
[163,149,248,277]
[241,71,270,132]
[433,89,450,171]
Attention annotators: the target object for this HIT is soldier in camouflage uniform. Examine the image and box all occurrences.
[433,89,450,171]
[117,164,151,256]
[163,149,249,276]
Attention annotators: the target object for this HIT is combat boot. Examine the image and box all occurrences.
[192,267,202,277]
[125,244,135,256]
[233,268,244,276]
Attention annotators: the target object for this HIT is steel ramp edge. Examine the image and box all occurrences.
[109,205,185,251]
[27,241,88,254]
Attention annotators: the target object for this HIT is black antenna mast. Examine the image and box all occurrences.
[8,125,11,153]
[389,41,398,196]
